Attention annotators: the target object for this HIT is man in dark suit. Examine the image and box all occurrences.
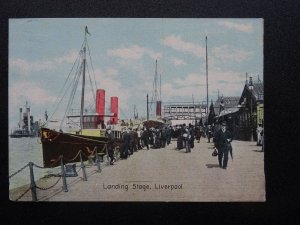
[105,127,116,165]
[215,121,233,169]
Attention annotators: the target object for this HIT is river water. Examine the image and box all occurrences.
[9,137,60,190]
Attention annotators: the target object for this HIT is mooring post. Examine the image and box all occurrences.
[29,162,37,201]
[95,148,101,172]
[60,156,68,192]
[80,151,87,181]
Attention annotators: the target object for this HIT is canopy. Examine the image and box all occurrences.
[216,107,240,118]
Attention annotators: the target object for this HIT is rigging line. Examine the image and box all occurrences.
[68,61,84,112]
[119,107,130,120]
[51,42,85,112]
[86,63,96,104]
[48,58,81,122]
[60,62,83,128]
[48,48,83,122]
[57,50,82,96]
[60,72,81,129]
[65,59,83,116]
[86,41,98,90]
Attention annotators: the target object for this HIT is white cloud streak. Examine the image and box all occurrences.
[161,35,205,58]
[212,45,253,63]
[107,45,162,60]
[218,21,254,33]
[9,81,57,109]
[162,69,245,102]
[9,51,79,75]
[172,58,187,66]
[92,68,131,118]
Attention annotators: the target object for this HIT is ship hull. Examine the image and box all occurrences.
[41,128,109,168]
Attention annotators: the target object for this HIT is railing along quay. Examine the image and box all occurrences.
[9,145,120,202]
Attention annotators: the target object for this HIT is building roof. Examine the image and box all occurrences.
[239,81,264,104]
[251,82,264,99]
[214,96,240,115]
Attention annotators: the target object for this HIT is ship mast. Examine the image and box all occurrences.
[80,26,89,132]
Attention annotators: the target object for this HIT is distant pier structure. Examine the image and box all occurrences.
[162,101,208,126]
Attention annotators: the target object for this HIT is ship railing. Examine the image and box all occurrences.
[9,143,122,202]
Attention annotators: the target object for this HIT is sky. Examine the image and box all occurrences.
[8,18,263,130]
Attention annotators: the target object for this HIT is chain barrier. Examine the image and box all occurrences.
[77,166,82,173]
[49,155,63,167]
[80,147,96,159]
[32,162,48,169]
[9,163,29,179]
[10,139,123,201]
[36,176,62,191]
[15,187,31,202]
[63,149,82,163]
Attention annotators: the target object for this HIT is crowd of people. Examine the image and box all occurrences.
[105,122,226,163]
[104,120,264,170]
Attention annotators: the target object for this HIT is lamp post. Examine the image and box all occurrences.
[249,77,254,141]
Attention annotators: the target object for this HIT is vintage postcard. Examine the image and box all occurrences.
[9,18,264,201]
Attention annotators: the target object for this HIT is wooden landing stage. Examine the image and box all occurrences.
[11,138,265,202]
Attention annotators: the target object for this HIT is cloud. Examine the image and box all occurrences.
[10,58,54,75]
[172,58,187,66]
[161,35,205,58]
[91,68,131,118]
[55,51,79,64]
[212,45,253,63]
[162,69,245,103]
[218,21,254,33]
[174,73,204,87]
[9,50,79,75]
[107,45,162,60]
[9,81,57,112]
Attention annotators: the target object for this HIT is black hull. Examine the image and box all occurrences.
[41,128,109,168]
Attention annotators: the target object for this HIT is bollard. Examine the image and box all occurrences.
[95,149,101,173]
[60,156,68,192]
[29,162,37,201]
[79,151,87,181]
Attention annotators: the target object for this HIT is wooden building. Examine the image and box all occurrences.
[237,80,264,141]
[212,79,264,141]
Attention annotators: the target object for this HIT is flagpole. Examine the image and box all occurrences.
[206,36,209,124]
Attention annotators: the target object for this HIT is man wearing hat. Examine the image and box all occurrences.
[105,127,116,165]
[214,121,233,169]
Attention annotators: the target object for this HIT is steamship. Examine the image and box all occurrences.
[10,101,38,138]
[40,27,122,168]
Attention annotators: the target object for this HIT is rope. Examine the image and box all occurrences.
[86,40,98,91]
[60,63,82,129]
[86,64,96,105]
[49,155,63,167]
[15,187,31,202]
[80,147,96,159]
[49,41,84,123]
[9,163,29,179]
[32,163,47,169]
[63,150,82,163]
[36,176,62,191]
